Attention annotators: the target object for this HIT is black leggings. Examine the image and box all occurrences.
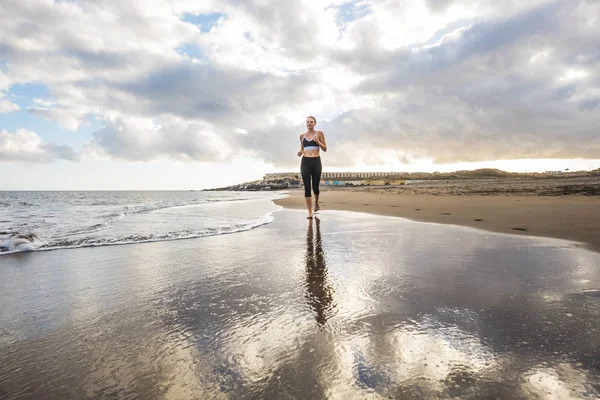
[301,157,322,198]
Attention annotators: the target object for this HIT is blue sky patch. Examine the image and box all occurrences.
[8,83,50,109]
[335,1,371,25]
[176,43,206,60]
[181,12,223,33]
[0,110,103,149]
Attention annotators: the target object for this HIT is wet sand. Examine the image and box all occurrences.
[274,189,600,252]
[1,209,600,399]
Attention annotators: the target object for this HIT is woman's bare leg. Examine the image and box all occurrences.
[314,194,320,212]
[305,196,313,219]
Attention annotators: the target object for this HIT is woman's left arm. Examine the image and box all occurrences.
[315,131,327,152]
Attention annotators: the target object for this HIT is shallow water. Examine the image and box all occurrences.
[0,191,282,253]
[1,209,599,399]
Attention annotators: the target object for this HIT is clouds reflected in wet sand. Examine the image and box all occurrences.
[1,210,599,399]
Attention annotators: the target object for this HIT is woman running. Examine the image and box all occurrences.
[297,116,327,219]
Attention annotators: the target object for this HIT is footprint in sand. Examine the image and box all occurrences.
[415,208,421,211]
[440,212,452,215]
[474,218,483,221]
[512,227,528,231]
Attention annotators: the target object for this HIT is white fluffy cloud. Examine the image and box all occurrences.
[0,129,78,162]
[89,115,232,161]
[0,0,598,167]
[0,96,20,114]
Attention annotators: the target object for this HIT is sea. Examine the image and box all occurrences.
[0,191,284,255]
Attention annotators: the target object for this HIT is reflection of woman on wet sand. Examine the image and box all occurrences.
[305,217,335,325]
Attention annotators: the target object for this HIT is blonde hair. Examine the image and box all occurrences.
[306,116,317,124]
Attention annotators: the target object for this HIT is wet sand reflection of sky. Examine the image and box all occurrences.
[0,210,599,399]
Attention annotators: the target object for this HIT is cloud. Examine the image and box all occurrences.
[28,106,89,130]
[0,71,12,91]
[0,0,598,167]
[90,115,231,162]
[0,96,20,113]
[0,129,79,162]
[324,1,600,163]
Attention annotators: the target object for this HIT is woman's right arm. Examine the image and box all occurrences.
[297,134,304,157]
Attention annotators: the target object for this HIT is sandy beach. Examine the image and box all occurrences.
[274,179,600,252]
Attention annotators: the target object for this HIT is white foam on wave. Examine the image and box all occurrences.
[54,222,113,238]
[0,207,281,255]
[0,234,44,254]
[0,192,287,256]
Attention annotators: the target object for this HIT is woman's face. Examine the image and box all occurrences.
[306,118,316,129]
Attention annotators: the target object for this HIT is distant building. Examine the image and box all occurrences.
[322,179,406,186]
[322,172,394,179]
[264,171,400,181]
[544,171,562,174]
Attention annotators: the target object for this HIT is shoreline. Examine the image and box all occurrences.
[274,189,600,252]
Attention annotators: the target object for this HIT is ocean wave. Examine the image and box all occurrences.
[0,193,285,256]
[106,201,194,217]
[0,213,277,255]
[205,197,265,203]
[101,197,268,219]
[89,201,121,206]
[0,233,44,253]
[54,223,112,238]
[0,201,36,207]
[100,211,126,219]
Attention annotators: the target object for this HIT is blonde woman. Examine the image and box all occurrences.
[297,116,327,219]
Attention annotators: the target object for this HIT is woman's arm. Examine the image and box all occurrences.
[315,131,327,152]
[298,134,304,156]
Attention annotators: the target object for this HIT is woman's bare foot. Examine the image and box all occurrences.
[307,214,313,219]
[314,202,320,213]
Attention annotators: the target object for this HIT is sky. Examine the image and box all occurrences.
[0,0,599,190]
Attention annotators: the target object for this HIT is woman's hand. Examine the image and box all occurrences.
[314,133,322,145]
[298,150,304,157]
